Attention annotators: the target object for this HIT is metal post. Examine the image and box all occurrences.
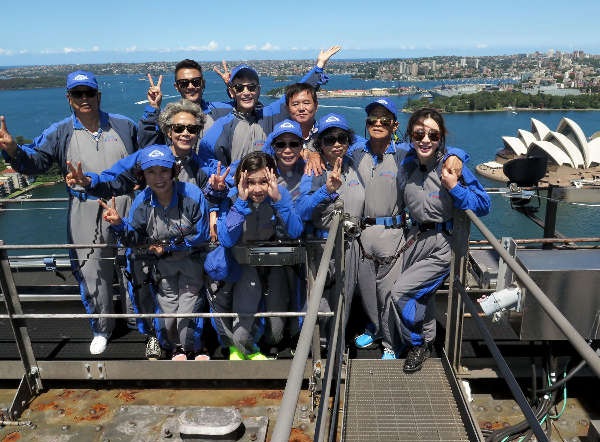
[543,186,558,249]
[0,240,43,419]
[445,210,470,372]
[272,214,340,442]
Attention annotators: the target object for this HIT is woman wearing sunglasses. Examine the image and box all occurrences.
[380,107,490,372]
[349,98,410,355]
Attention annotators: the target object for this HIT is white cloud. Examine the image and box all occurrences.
[244,44,257,51]
[225,46,231,51]
[184,41,220,52]
[476,43,488,49]
[0,48,13,55]
[124,46,137,53]
[91,46,100,52]
[260,42,279,51]
[63,47,84,54]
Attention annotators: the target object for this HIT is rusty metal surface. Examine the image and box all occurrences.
[0,387,316,441]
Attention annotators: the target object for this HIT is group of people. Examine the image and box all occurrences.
[0,46,491,372]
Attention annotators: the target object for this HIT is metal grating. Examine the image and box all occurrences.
[342,359,470,441]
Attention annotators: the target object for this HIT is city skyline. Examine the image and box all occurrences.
[2,0,599,67]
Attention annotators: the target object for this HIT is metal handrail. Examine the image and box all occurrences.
[271,212,341,442]
[466,209,600,378]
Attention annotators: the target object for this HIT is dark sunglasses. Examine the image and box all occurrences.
[366,116,394,127]
[322,134,350,146]
[175,77,203,88]
[170,124,201,134]
[231,83,259,93]
[69,89,98,99]
[412,129,441,142]
[274,140,301,150]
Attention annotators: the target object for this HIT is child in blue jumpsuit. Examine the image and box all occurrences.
[101,145,211,360]
[211,151,303,360]
[381,107,490,372]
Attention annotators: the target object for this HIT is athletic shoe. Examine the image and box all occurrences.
[90,335,108,355]
[171,346,187,361]
[145,336,163,360]
[229,346,246,361]
[247,351,270,361]
[381,348,397,360]
[354,330,380,349]
[403,344,431,373]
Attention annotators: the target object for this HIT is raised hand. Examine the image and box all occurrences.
[0,115,18,157]
[65,161,91,188]
[208,161,231,191]
[147,73,163,109]
[441,155,463,190]
[316,45,342,68]
[98,197,122,225]
[237,170,249,201]
[213,60,231,85]
[265,168,281,202]
[304,150,326,176]
[326,157,343,193]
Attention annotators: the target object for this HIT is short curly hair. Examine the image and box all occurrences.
[158,99,206,136]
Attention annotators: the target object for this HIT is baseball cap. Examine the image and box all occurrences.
[262,120,302,155]
[229,64,259,83]
[317,113,351,132]
[139,145,175,170]
[365,98,397,120]
[66,70,99,90]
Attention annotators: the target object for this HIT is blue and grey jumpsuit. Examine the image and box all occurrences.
[110,181,210,353]
[4,111,139,339]
[382,147,491,352]
[211,186,303,356]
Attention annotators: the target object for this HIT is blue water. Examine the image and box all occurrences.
[1,72,599,250]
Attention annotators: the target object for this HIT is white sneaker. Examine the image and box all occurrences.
[90,335,108,355]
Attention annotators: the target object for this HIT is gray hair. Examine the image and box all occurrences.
[158,99,206,135]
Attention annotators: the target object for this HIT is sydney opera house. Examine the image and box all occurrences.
[476,117,600,190]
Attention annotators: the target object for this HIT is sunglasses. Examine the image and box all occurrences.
[170,124,201,134]
[175,77,203,88]
[273,140,302,150]
[322,134,350,146]
[412,129,441,142]
[231,83,259,93]
[69,89,98,99]
[366,116,394,127]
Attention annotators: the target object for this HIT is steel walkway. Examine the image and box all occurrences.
[342,358,479,441]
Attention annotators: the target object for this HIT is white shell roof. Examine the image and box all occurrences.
[529,141,575,167]
[545,131,585,168]
[556,117,591,167]
[502,136,528,156]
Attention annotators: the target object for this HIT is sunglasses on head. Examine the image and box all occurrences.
[170,124,201,135]
[412,129,441,142]
[69,89,98,99]
[366,116,394,127]
[274,140,301,150]
[175,77,203,88]
[231,83,259,93]
[322,134,350,146]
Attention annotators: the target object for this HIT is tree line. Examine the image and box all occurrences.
[406,90,600,112]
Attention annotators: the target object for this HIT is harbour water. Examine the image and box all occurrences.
[1,71,599,250]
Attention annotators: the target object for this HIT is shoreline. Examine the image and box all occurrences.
[403,107,600,114]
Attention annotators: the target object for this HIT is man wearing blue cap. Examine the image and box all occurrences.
[348,98,412,355]
[197,46,341,168]
[0,70,139,355]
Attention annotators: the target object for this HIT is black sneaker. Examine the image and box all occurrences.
[145,336,164,360]
[403,344,430,373]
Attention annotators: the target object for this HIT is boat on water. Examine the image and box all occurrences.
[1,178,599,441]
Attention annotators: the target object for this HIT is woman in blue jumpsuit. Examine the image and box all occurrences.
[382,107,491,371]
[101,145,211,361]
[211,151,303,360]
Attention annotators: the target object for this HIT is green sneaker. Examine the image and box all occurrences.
[247,351,270,361]
[229,346,246,361]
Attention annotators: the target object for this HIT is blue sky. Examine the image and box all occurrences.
[2,0,599,66]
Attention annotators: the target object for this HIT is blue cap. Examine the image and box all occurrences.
[263,119,302,155]
[229,64,259,83]
[365,97,397,119]
[317,113,350,132]
[66,70,98,90]
[139,145,175,170]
